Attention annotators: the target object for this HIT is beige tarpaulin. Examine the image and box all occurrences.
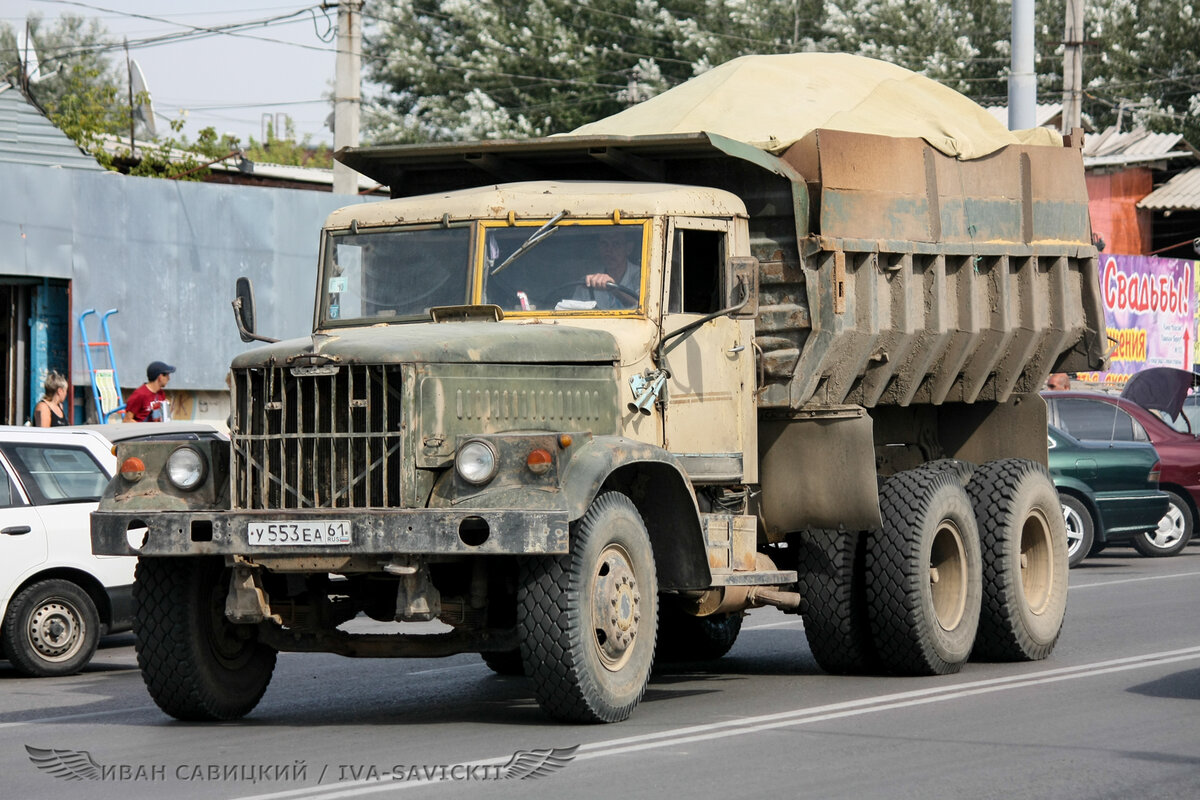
[570,53,1062,160]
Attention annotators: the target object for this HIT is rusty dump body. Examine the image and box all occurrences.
[339,128,1107,414]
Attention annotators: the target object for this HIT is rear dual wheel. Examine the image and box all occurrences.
[867,469,982,675]
[966,459,1069,661]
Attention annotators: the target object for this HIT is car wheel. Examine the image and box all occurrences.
[1134,490,1193,557]
[1,579,100,677]
[1059,494,1095,568]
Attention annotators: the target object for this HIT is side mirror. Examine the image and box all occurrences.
[726,256,759,319]
[232,277,279,344]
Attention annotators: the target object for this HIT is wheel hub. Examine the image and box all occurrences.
[593,544,641,671]
[28,602,83,661]
[1020,509,1054,615]
[929,522,968,631]
[1151,506,1184,548]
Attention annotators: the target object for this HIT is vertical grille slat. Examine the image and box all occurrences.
[231,364,404,510]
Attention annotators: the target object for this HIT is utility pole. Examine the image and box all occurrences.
[1062,0,1085,134]
[1008,0,1036,130]
[333,0,363,195]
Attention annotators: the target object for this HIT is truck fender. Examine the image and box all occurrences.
[562,436,711,591]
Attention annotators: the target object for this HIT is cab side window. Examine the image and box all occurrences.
[668,229,724,314]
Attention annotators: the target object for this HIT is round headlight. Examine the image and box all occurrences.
[166,446,207,491]
[456,440,498,485]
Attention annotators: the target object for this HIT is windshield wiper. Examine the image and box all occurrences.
[490,210,568,276]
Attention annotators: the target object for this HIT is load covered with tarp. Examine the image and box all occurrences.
[570,52,1060,160]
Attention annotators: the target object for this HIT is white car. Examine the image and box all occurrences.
[1,423,222,677]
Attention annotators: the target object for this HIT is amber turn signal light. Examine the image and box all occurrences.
[526,448,553,475]
[120,456,146,482]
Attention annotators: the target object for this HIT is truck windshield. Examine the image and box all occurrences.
[481,221,646,314]
[320,225,472,324]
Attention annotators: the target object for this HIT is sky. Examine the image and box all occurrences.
[3,0,348,146]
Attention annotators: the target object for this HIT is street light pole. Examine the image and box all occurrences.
[1062,0,1085,134]
[333,0,363,195]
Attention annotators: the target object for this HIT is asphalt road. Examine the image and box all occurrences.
[3,548,1199,800]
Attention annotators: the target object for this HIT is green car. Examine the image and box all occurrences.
[1048,424,1169,567]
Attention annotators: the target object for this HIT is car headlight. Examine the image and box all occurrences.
[166,446,207,491]
[456,440,498,485]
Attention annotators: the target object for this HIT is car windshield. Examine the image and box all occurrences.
[481,222,646,314]
[320,225,473,325]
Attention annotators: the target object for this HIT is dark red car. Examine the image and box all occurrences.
[1043,390,1198,556]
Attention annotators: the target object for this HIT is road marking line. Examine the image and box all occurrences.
[743,619,804,630]
[405,663,487,676]
[0,706,155,729]
[1068,569,1200,590]
[236,644,1200,800]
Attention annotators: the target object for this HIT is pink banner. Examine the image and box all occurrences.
[1075,254,1197,385]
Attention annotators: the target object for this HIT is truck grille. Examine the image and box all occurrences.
[231,365,403,509]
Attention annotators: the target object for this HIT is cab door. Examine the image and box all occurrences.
[659,220,757,483]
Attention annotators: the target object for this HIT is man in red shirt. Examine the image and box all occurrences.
[123,361,175,422]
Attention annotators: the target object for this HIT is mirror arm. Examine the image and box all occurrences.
[655,277,750,367]
[231,297,280,344]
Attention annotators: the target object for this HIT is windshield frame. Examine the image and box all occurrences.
[316,221,476,329]
[474,218,651,318]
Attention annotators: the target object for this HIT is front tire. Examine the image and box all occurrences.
[867,469,982,675]
[518,492,658,723]
[133,557,277,720]
[1,579,100,677]
[1060,493,1095,568]
[967,459,1069,661]
[1134,490,1193,557]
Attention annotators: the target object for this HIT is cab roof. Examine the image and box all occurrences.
[323,180,748,230]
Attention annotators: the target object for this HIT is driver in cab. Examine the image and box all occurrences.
[574,228,641,310]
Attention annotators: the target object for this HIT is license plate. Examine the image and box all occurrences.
[247,521,352,546]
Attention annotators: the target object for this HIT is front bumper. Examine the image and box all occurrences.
[92,508,569,557]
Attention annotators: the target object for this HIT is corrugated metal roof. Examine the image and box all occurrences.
[1138,166,1200,210]
[1082,125,1197,168]
[984,103,1063,129]
[0,84,104,170]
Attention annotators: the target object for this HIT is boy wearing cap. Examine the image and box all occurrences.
[123,361,176,422]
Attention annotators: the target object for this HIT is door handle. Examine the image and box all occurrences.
[728,345,745,353]
[2,525,32,536]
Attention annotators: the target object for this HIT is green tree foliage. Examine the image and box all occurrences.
[1085,0,1200,143]
[364,0,1200,145]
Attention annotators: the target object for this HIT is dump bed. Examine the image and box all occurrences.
[339,128,1106,411]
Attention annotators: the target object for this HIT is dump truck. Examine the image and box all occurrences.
[93,55,1106,724]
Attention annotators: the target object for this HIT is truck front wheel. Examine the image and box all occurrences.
[133,557,277,721]
[966,459,1068,661]
[867,469,983,675]
[518,491,658,723]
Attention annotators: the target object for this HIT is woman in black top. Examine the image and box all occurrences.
[34,371,69,427]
